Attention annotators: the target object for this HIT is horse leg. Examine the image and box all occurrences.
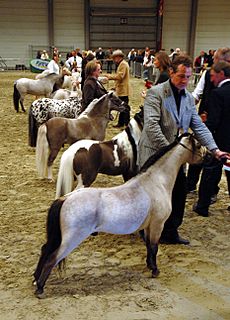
[145,227,160,278]
[36,228,89,297]
[47,146,62,181]
[20,94,26,112]
[35,250,59,297]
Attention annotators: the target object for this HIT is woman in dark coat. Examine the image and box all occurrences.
[82,60,107,111]
[154,51,171,84]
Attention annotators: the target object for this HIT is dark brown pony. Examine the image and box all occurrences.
[55,108,144,198]
[35,92,126,180]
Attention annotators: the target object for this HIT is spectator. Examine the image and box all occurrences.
[143,47,154,80]
[96,47,105,67]
[154,51,171,85]
[187,47,230,195]
[170,48,181,61]
[168,48,174,59]
[81,51,96,88]
[105,47,113,73]
[82,60,107,111]
[36,50,42,59]
[127,48,137,66]
[104,49,130,128]
[193,50,208,85]
[134,49,144,63]
[193,61,230,216]
[137,54,228,245]
[40,50,49,60]
[45,53,60,75]
[65,50,82,72]
[207,49,215,67]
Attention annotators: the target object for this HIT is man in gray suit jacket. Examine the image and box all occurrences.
[138,55,228,245]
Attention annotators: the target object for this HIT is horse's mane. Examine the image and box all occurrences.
[133,106,144,128]
[140,133,191,172]
[79,98,99,117]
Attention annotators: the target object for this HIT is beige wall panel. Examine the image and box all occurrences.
[54,0,85,50]
[195,0,230,56]
[161,0,191,54]
[0,0,48,66]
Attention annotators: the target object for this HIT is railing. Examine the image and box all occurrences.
[0,56,8,71]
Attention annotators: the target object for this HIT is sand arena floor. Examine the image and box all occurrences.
[0,71,230,319]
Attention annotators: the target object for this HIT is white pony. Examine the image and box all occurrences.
[33,133,210,298]
[51,71,82,100]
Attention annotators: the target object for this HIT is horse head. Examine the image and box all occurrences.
[178,133,212,165]
[88,92,126,121]
[106,91,126,120]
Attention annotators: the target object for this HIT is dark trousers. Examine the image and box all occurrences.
[161,166,187,238]
[186,164,203,192]
[187,163,220,195]
[224,170,230,196]
[196,159,222,210]
[117,96,130,126]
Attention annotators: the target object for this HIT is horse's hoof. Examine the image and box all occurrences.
[32,279,37,286]
[152,268,160,278]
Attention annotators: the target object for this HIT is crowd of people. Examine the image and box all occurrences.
[36,44,230,245]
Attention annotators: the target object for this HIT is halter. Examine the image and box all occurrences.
[179,139,205,160]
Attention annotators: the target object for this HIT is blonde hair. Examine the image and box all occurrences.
[85,60,101,78]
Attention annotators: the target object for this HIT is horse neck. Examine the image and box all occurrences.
[128,119,142,147]
[88,99,109,119]
[141,144,190,188]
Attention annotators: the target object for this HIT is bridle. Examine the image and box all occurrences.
[179,139,206,160]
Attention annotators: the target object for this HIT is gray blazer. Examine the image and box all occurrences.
[138,80,217,168]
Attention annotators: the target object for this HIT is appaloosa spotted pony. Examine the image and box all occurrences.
[28,96,83,147]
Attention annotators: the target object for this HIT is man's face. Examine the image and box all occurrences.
[170,64,192,91]
[113,56,122,64]
[210,69,224,86]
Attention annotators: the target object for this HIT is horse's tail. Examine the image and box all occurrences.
[28,105,38,147]
[34,198,66,282]
[36,124,49,178]
[13,83,20,112]
[55,147,76,198]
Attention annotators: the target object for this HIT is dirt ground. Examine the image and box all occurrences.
[0,71,230,320]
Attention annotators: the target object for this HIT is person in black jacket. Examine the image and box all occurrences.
[193,61,230,216]
[187,47,230,195]
[82,60,107,111]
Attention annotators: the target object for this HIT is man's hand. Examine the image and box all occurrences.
[213,149,230,160]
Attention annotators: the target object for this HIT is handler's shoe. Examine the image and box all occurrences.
[160,235,190,245]
[193,203,209,217]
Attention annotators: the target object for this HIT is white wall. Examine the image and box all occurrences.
[0,0,48,66]
[54,0,85,50]
[194,0,230,56]
[161,0,191,55]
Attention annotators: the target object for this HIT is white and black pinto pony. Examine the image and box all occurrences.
[13,70,70,112]
[33,133,211,297]
[55,107,144,198]
[28,96,83,147]
[35,92,126,180]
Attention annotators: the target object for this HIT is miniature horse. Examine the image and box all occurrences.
[13,69,70,112]
[55,108,144,198]
[35,92,126,180]
[28,96,83,147]
[34,133,210,298]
